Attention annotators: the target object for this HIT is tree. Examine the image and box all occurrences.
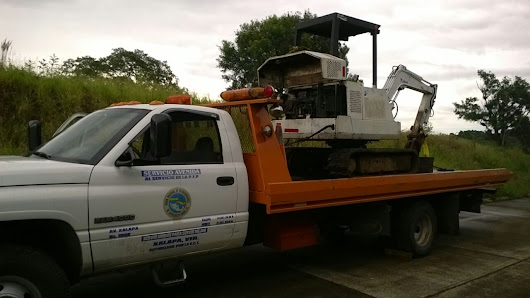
[510,116,530,152]
[217,11,350,89]
[457,130,490,142]
[105,48,177,87]
[62,48,178,87]
[61,56,106,78]
[453,70,530,146]
[38,54,60,76]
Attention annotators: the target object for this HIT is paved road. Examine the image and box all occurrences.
[72,198,530,297]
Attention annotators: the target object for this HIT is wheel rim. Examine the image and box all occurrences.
[0,276,42,298]
[413,214,433,247]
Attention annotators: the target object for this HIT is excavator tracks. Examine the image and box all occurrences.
[286,147,421,179]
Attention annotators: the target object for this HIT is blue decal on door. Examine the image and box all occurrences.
[141,169,201,181]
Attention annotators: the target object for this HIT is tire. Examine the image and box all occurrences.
[0,245,71,298]
[394,200,437,257]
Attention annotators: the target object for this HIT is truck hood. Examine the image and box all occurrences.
[0,156,93,187]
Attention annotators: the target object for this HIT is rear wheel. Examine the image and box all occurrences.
[394,201,437,257]
[0,245,70,298]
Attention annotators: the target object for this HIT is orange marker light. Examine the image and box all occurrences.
[166,94,191,105]
[110,101,140,107]
[110,102,127,107]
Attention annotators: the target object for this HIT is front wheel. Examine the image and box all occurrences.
[0,245,71,298]
[394,200,437,257]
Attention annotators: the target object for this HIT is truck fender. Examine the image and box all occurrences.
[0,219,83,284]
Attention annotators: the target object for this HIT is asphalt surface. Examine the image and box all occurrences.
[72,198,530,298]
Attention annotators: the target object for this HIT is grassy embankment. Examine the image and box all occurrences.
[0,66,210,154]
[369,134,530,198]
[0,66,528,198]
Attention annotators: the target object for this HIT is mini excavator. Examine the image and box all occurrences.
[257,13,437,178]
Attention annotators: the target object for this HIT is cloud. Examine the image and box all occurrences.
[1,0,71,7]
[385,1,530,52]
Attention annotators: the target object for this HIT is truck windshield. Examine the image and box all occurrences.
[35,108,149,165]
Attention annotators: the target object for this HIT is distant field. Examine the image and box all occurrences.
[1,67,527,198]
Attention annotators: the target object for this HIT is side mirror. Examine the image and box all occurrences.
[28,120,42,151]
[150,114,172,158]
[115,147,135,167]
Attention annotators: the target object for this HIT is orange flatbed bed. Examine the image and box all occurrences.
[259,169,511,213]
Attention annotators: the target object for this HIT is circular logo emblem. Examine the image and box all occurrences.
[164,188,191,219]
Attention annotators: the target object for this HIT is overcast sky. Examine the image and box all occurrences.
[1,0,529,133]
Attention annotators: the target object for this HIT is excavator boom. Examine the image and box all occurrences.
[383,65,437,151]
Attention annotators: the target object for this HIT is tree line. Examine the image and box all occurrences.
[1,42,179,89]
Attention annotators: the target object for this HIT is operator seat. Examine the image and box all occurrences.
[192,137,217,163]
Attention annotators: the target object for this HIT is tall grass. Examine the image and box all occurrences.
[0,67,211,154]
[369,134,530,198]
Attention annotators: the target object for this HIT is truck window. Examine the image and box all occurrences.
[35,108,148,165]
[131,111,223,165]
[216,105,255,153]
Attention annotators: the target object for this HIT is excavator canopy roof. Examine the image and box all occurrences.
[294,13,380,86]
[296,13,380,41]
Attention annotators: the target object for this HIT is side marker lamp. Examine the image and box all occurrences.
[263,125,273,137]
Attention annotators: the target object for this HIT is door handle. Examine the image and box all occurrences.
[217,176,234,186]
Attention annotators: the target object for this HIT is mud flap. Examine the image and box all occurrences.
[460,190,486,213]
[434,193,460,235]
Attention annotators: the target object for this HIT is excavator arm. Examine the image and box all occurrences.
[383,65,437,152]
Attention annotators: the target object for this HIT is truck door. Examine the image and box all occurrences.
[88,109,238,270]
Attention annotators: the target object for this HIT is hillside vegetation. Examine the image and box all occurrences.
[0,67,210,154]
[369,134,530,198]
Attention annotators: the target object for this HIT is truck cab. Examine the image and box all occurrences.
[84,104,249,271]
[0,103,249,280]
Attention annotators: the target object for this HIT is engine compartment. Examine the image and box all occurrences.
[281,83,348,119]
